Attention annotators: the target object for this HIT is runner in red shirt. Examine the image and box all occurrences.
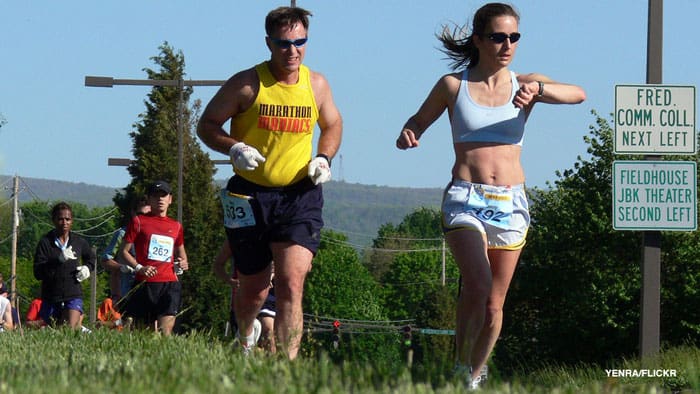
[120,180,189,336]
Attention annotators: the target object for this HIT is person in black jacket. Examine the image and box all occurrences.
[33,202,96,329]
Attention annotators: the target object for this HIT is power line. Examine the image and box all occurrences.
[77,228,121,240]
[303,313,414,325]
[73,206,119,222]
[18,178,42,201]
[383,278,458,287]
[0,177,14,190]
[302,314,455,337]
[0,234,13,245]
[321,235,444,253]
[324,225,443,242]
[72,215,117,233]
[18,207,53,230]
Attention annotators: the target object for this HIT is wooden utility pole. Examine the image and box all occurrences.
[10,175,19,311]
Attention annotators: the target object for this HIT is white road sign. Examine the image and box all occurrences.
[615,85,696,154]
[613,161,697,231]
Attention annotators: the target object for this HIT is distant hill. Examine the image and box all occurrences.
[322,181,442,246]
[0,175,118,207]
[0,175,442,245]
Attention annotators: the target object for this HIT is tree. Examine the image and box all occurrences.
[303,230,403,364]
[370,208,459,369]
[111,42,226,331]
[305,230,386,320]
[499,111,700,370]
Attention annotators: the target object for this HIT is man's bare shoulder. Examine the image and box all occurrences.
[308,69,331,91]
[225,66,259,91]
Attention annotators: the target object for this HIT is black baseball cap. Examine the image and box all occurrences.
[147,180,172,195]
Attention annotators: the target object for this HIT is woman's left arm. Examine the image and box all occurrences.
[514,73,586,108]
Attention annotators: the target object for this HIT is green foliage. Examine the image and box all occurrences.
[304,230,403,365]
[501,112,643,368]
[376,208,457,320]
[107,42,226,331]
[659,212,700,343]
[306,230,385,320]
[500,111,700,371]
[0,255,41,305]
[367,207,459,373]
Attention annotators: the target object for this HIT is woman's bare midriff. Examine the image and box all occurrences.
[451,142,524,186]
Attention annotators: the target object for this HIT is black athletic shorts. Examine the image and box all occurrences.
[125,281,182,322]
[223,175,323,275]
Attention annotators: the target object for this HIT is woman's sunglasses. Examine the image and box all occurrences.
[487,32,521,44]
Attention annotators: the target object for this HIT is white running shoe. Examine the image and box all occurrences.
[452,364,485,390]
[478,365,488,384]
[469,374,482,390]
[253,318,262,343]
[237,318,262,356]
[452,364,472,387]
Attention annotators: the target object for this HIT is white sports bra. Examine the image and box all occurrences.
[450,70,527,146]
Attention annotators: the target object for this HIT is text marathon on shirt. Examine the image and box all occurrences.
[257,103,313,133]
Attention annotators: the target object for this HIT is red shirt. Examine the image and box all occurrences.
[124,214,184,282]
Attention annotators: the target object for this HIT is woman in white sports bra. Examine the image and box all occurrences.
[395,2,585,388]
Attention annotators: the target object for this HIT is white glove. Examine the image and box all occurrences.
[76,266,90,282]
[308,156,331,185]
[229,142,266,171]
[58,246,77,263]
[119,264,135,274]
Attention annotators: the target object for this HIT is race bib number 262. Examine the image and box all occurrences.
[148,234,174,262]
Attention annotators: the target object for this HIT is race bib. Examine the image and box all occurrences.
[148,234,174,262]
[466,185,514,229]
[221,189,256,229]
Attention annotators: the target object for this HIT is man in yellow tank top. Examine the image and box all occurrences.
[197,6,342,360]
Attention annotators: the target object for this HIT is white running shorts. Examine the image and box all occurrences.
[441,180,530,250]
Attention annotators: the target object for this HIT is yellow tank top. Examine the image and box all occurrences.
[230,62,319,187]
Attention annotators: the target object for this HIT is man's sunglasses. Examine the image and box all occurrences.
[487,32,521,44]
[270,37,308,49]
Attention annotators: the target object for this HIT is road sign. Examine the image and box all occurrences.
[614,85,696,154]
[613,161,697,231]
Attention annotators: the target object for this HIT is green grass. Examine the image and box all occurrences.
[0,328,697,393]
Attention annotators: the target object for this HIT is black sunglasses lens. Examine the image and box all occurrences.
[489,32,520,43]
[489,33,507,43]
[272,38,306,48]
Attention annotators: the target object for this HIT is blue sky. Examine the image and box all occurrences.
[1,1,698,190]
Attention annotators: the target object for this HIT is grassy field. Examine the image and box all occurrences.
[0,328,697,393]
